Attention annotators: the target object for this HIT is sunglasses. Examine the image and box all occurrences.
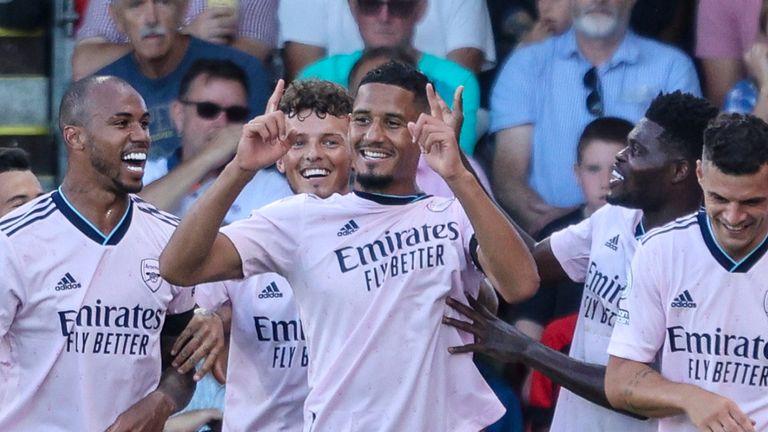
[583,67,604,117]
[180,100,250,123]
[356,0,419,18]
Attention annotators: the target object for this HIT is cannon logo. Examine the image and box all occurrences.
[141,259,162,293]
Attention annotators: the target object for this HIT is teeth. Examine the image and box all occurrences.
[611,169,625,181]
[126,165,144,173]
[362,150,388,159]
[122,152,147,162]
[302,168,330,179]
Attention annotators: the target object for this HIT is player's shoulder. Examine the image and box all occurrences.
[0,192,57,238]
[131,195,181,231]
[589,204,639,225]
[639,210,699,247]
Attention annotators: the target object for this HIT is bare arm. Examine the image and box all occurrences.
[71,38,132,80]
[700,58,744,108]
[605,356,755,430]
[744,42,768,122]
[164,409,222,432]
[282,42,325,82]
[491,126,576,236]
[446,47,484,75]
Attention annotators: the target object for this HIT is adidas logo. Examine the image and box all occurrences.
[54,272,82,291]
[337,219,360,237]
[258,281,283,299]
[671,290,697,308]
[604,234,619,251]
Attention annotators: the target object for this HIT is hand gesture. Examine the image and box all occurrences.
[682,388,755,432]
[745,42,768,89]
[105,391,175,432]
[443,296,532,363]
[234,80,296,172]
[407,84,466,181]
[170,311,226,382]
[184,7,237,45]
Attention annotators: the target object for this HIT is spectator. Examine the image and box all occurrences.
[139,59,291,223]
[0,147,43,217]
[94,0,270,166]
[521,0,572,45]
[490,0,700,236]
[695,0,762,107]
[606,113,768,432]
[73,0,277,78]
[299,0,481,154]
[279,0,495,80]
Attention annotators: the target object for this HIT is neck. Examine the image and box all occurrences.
[135,35,190,79]
[641,188,701,230]
[575,29,625,66]
[60,176,130,236]
[354,181,419,196]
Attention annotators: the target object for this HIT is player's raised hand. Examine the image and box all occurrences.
[234,80,296,172]
[408,84,465,181]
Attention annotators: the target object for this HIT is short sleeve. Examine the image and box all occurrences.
[238,0,278,46]
[0,235,23,337]
[277,0,327,47]
[549,216,593,283]
[489,47,540,133]
[662,51,702,97]
[607,242,666,363]
[438,0,496,65]
[695,0,761,59]
[167,283,197,315]
[75,0,126,42]
[194,281,232,311]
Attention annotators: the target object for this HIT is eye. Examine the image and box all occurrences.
[292,139,306,149]
[385,118,404,128]
[114,119,129,128]
[352,115,370,126]
[322,139,340,148]
[140,120,150,130]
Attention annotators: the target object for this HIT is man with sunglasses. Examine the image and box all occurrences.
[490,0,700,237]
[141,59,291,223]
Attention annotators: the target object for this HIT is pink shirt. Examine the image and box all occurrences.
[695,0,761,59]
[221,192,504,431]
[609,211,768,431]
[0,192,196,430]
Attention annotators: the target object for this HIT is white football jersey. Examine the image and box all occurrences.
[221,191,504,432]
[0,190,196,431]
[196,275,308,432]
[549,204,657,431]
[609,210,768,431]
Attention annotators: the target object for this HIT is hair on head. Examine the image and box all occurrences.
[178,58,249,100]
[278,79,353,120]
[0,147,32,174]
[59,75,133,131]
[358,61,430,112]
[576,116,633,164]
[644,91,718,161]
[703,112,768,175]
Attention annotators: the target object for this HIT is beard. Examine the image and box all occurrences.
[573,11,619,38]
[88,143,142,195]
[356,171,394,191]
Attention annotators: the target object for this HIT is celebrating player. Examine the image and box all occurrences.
[160,62,539,431]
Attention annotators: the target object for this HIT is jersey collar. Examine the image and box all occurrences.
[698,209,768,273]
[53,188,133,246]
[353,190,430,205]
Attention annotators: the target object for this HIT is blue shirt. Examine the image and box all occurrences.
[723,79,758,114]
[490,29,700,207]
[96,37,270,161]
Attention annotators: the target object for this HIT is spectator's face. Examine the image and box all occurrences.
[277,110,352,198]
[350,83,421,194]
[111,0,185,62]
[350,0,425,48]
[77,82,151,194]
[538,0,572,35]
[0,170,43,217]
[574,139,624,215]
[606,118,673,210]
[698,160,768,261]
[571,0,634,39]
[173,75,248,162]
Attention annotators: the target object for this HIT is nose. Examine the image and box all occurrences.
[364,118,386,143]
[304,141,322,161]
[377,2,392,21]
[722,203,747,227]
[145,0,159,25]
[131,123,151,145]
[615,146,628,163]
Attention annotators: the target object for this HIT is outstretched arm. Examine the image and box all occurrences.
[160,81,295,286]
[443,296,643,420]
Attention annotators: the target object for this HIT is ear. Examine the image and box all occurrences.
[696,159,704,185]
[276,157,286,174]
[670,159,690,183]
[573,162,583,187]
[171,100,184,134]
[63,125,86,151]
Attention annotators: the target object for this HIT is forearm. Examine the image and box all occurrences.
[494,177,556,236]
[71,40,132,80]
[447,170,539,303]
[155,365,196,415]
[139,156,217,212]
[232,37,273,62]
[160,161,253,285]
[605,356,691,418]
[447,47,484,74]
[164,409,222,432]
[753,87,768,122]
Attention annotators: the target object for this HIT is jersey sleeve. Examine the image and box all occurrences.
[167,282,198,315]
[277,0,327,47]
[0,234,23,337]
[439,0,496,64]
[489,46,540,133]
[194,280,233,311]
[549,215,593,283]
[220,196,302,279]
[238,0,278,46]
[607,241,666,363]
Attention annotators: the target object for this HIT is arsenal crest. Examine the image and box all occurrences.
[141,259,162,293]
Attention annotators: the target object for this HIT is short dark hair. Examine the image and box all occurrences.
[59,75,133,130]
[358,61,430,112]
[703,112,768,175]
[278,79,353,119]
[178,58,249,100]
[0,147,32,174]
[645,91,719,161]
[576,117,633,164]
[349,46,418,92]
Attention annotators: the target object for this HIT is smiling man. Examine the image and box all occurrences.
[0,76,218,431]
[159,62,539,431]
[605,113,768,432]
[445,91,717,432]
[0,147,43,217]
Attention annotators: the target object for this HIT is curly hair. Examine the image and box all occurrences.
[644,91,719,161]
[278,79,353,119]
[703,112,768,175]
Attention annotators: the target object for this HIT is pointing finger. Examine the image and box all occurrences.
[265,79,285,114]
[426,83,442,121]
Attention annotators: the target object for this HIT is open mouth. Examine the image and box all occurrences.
[122,151,147,174]
[301,167,331,179]
[609,168,625,186]
[359,149,392,160]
